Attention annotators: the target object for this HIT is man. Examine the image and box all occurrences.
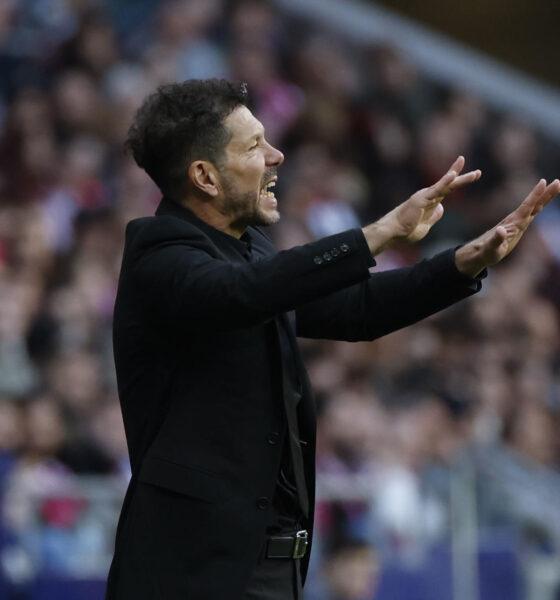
[106,79,559,599]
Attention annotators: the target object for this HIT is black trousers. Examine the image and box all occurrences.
[244,553,303,600]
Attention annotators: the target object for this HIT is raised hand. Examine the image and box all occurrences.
[395,155,481,242]
[362,156,481,255]
[455,178,560,278]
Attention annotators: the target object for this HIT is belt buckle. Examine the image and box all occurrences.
[292,530,308,559]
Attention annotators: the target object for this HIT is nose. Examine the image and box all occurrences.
[265,142,284,166]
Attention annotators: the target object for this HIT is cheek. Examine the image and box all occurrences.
[244,155,265,179]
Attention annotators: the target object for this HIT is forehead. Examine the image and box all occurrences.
[224,105,264,145]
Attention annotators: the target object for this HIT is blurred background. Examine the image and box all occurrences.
[1,0,559,599]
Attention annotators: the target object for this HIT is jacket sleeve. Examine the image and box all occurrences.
[128,217,375,333]
[295,248,485,341]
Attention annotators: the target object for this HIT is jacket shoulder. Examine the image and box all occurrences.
[121,216,219,274]
[125,215,209,247]
[127,215,224,260]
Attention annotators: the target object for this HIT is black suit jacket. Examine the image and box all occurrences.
[107,197,482,599]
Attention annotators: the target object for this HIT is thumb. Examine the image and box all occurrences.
[487,225,507,248]
[426,203,444,226]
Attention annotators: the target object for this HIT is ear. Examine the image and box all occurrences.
[188,160,219,197]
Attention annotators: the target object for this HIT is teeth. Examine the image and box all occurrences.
[261,181,277,199]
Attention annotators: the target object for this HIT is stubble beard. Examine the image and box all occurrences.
[221,173,280,230]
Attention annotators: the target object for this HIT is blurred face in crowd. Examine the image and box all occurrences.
[211,105,284,236]
[0,401,24,452]
[508,405,558,467]
[24,397,66,458]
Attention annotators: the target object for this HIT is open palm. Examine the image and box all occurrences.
[455,178,560,277]
[394,156,481,242]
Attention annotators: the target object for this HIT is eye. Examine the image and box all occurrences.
[249,142,258,150]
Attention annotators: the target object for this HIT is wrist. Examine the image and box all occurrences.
[362,214,403,256]
[454,243,486,279]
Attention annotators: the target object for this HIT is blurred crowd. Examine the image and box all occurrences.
[1,0,560,598]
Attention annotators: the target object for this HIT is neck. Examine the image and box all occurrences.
[180,195,245,239]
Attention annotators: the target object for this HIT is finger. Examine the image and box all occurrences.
[448,155,465,176]
[516,179,547,217]
[449,169,482,190]
[533,179,560,214]
[426,161,481,200]
[425,170,457,200]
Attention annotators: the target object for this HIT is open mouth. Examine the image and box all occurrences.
[261,179,277,200]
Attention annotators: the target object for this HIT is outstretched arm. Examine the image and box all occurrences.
[297,166,560,342]
[455,178,560,277]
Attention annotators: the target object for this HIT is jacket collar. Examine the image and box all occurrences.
[155,196,254,255]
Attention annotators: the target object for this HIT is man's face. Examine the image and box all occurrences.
[217,106,284,232]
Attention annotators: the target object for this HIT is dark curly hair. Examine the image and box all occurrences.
[125,79,247,200]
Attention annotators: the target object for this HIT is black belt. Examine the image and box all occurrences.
[266,530,309,559]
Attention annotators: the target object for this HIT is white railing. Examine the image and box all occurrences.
[2,464,559,598]
[274,0,560,138]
